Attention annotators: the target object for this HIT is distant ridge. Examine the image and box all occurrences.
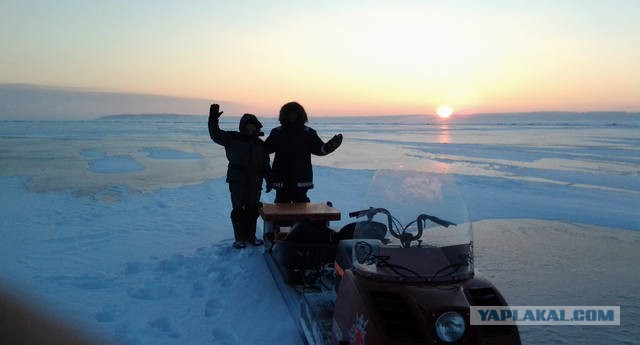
[98,113,206,120]
[0,84,246,120]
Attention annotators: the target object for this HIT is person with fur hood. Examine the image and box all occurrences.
[265,102,343,203]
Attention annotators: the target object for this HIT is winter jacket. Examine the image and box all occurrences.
[209,114,270,185]
[265,124,329,189]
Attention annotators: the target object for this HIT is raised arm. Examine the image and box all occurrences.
[208,104,231,146]
[309,129,343,156]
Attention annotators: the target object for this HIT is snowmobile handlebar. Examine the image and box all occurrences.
[348,207,392,220]
[416,214,457,231]
[348,207,395,238]
[349,207,413,247]
[349,208,380,218]
[349,208,458,247]
[406,214,457,247]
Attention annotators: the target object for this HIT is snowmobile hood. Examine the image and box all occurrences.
[336,272,520,344]
[239,113,264,136]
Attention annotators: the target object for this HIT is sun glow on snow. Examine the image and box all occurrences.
[437,105,453,118]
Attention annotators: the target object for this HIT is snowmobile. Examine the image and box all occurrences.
[261,170,521,345]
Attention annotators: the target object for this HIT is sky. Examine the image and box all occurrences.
[1,0,639,117]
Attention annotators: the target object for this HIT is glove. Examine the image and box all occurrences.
[209,104,223,122]
[324,133,343,153]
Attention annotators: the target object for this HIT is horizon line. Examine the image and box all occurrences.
[2,83,639,119]
[96,110,640,118]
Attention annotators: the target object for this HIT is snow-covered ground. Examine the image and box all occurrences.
[0,115,638,344]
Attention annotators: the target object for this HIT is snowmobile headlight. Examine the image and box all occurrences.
[435,311,465,342]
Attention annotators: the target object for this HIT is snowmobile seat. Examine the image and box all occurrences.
[285,220,337,244]
[273,221,339,284]
[337,220,387,241]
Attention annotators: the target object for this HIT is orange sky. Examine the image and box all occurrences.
[1,1,639,116]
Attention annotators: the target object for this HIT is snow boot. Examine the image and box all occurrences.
[249,237,264,246]
[232,221,247,249]
[245,217,263,246]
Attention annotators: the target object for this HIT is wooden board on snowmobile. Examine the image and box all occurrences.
[260,203,341,222]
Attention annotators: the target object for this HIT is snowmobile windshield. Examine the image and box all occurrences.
[351,170,473,283]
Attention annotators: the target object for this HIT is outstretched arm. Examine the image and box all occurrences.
[324,133,343,154]
[208,104,231,146]
[310,130,343,156]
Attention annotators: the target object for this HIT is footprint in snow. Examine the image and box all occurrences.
[122,261,144,275]
[127,284,174,300]
[211,327,239,345]
[95,304,119,323]
[208,263,245,289]
[192,281,206,298]
[156,254,187,274]
[113,322,139,345]
[204,298,224,318]
[149,317,181,339]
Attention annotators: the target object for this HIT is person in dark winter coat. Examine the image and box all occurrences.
[265,101,342,203]
[208,104,270,249]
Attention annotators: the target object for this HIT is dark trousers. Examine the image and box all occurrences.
[274,187,310,203]
[229,183,261,242]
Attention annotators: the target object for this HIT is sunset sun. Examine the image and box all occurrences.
[437,105,453,118]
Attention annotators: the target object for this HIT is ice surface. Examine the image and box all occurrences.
[0,115,638,344]
[473,219,640,345]
[88,155,145,173]
[141,147,204,160]
[81,149,107,159]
